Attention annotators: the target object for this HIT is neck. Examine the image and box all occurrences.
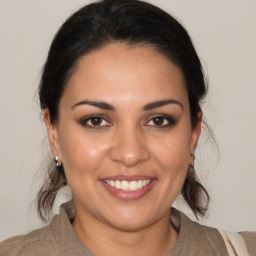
[72,208,178,256]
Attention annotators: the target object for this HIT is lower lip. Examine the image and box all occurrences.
[101,180,157,201]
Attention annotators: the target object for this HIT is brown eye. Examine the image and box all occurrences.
[145,115,177,128]
[90,117,103,126]
[152,117,165,126]
[80,115,110,129]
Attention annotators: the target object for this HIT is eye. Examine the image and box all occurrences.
[80,115,111,129]
[145,115,177,128]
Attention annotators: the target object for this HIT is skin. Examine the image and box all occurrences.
[44,43,201,256]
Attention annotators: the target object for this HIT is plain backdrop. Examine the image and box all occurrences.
[0,0,255,242]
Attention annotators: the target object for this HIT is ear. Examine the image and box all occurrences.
[44,109,61,159]
[190,111,202,162]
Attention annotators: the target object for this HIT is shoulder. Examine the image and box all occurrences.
[173,209,227,243]
[239,231,256,256]
[191,219,256,256]
[172,209,255,255]
[171,209,229,255]
[0,201,92,256]
[202,227,256,256]
[0,216,59,256]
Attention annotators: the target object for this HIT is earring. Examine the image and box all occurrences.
[54,156,62,168]
[188,153,196,178]
[191,153,195,166]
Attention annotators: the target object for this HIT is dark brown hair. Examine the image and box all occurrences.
[37,0,209,221]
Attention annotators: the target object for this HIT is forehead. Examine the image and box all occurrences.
[62,43,188,108]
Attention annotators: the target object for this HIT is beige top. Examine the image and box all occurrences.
[0,200,255,256]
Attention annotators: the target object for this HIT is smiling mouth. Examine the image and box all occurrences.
[104,179,151,191]
[101,177,156,200]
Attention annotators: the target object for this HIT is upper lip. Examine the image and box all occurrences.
[100,175,156,181]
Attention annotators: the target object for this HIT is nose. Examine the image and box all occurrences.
[109,126,150,167]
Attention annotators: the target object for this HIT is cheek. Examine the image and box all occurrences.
[152,132,191,171]
[58,127,110,177]
[150,127,192,192]
[152,137,190,202]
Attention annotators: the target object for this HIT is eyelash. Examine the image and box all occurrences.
[80,115,111,129]
[80,114,177,129]
[145,114,177,128]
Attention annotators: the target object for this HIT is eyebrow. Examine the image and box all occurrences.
[71,99,183,111]
[71,100,116,111]
[143,99,184,111]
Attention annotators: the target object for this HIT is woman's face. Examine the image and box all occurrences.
[45,43,200,230]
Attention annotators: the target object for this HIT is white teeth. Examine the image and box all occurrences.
[121,180,129,190]
[104,179,151,191]
[129,181,137,191]
[115,180,121,189]
[137,180,143,189]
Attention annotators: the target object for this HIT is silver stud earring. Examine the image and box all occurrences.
[54,156,62,167]
[191,153,195,166]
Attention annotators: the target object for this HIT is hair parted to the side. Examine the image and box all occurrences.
[37,0,209,222]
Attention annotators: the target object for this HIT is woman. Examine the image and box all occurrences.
[0,0,255,255]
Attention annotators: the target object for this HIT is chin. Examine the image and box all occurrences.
[102,207,158,231]
[107,217,150,231]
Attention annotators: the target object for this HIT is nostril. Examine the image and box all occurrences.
[109,142,150,167]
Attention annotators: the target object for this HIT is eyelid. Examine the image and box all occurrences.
[80,114,112,129]
[144,114,177,127]
[79,113,177,129]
